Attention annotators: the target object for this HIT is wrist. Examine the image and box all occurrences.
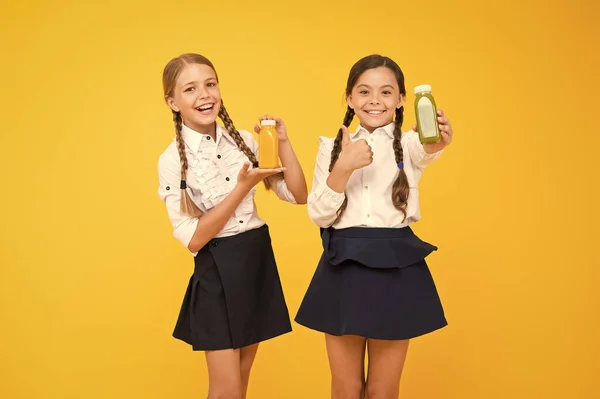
[334,157,354,174]
[234,181,252,196]
[423,143,441,154]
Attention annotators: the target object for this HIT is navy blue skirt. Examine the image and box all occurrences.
[173,225,292,350]
[295,226,447,340]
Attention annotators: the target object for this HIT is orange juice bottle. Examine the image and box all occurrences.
[258,120,279,169]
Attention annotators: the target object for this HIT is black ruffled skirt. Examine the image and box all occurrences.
[295,226,447,340]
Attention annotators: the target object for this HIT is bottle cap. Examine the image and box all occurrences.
[414,84,432,94]
[260,120,276,126]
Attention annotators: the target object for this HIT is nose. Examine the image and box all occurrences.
[197,86,210,99]
[369,94,381,104]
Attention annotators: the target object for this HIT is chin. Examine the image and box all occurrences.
[192,115,217,127]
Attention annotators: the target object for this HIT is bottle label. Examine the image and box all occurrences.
[417,97,437,139]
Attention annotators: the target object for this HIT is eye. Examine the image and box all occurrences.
[185,87,195,92]
[359,90,369,95]
[207,82,217,87]
[382,90,392,95]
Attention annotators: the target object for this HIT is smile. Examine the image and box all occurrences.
[195,104,215,114]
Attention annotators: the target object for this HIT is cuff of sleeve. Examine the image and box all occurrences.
[173,218,199,254]
[421,143,444,158]
[274,177,298,204]
[317,183,346,208]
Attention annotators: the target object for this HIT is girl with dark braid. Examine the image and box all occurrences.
[157,53,307,398]
[295,54,454,399]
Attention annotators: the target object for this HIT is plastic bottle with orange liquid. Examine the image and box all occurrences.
[258,120,279,169]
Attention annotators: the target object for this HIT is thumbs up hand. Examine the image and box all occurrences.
[338,125,374,171]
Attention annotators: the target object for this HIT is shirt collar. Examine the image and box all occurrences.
[350,121,396,140]
[181,123,236,153]
[218,125,238,146]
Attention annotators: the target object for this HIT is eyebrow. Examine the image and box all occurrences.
[356,84,395,90]
[182,77,217,87]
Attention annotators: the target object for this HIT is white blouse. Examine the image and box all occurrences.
[307,122,443,229]
[158,123,297,255]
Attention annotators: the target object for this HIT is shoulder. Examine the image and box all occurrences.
[237,129,256,146]
[235,129,258,154]
[317,135,336,151]
[312,136,335,160]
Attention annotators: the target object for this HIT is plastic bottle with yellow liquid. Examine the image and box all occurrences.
[414,84,441,144]
[258,119,279,169]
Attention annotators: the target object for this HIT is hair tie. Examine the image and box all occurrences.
[397,162,404,169]
[180,180,187,189]
[252,161,259,168]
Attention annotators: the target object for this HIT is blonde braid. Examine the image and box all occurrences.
[174,111,203,217]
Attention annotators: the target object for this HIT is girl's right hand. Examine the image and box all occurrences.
[338,125,373,171]
[237,162,286,190]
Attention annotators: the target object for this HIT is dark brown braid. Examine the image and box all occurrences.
[329,107,355,172]
[328,106,355,224]
[173,111,203,217]
[218,100,281,190]
[391,106,409,221]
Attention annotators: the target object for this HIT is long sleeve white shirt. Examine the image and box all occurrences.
[307,122,443,229]
[158,123,296,254]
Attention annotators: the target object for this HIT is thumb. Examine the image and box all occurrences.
[239,162,251,175]
[341,125,350,146]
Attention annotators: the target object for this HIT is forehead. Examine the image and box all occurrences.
[176,63,217,86]
[355,67,398,89]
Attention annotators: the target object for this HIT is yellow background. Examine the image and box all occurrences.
[1,0,599,397]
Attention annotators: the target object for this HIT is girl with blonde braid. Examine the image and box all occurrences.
[157,53,307,398]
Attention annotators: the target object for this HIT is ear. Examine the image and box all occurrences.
[346,94,354,110]
[396,93,406,109]
[166,96,180,113]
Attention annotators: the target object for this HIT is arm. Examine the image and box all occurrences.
[159,153,283,254]
[277,137,308,204]
[185,183,253,253]
[306,137,347,228]
[251,118,308,204]
[404,131,444,169]
[307,126,373,228]
[408,109,453,169]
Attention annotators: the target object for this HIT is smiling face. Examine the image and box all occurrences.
[165,63,221,135]
[347,66,405,133]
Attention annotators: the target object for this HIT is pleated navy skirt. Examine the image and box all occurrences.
[173,225,292,350]
[295,226,447,340]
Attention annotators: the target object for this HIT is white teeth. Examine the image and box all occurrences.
[367,110,383,115]
[197,105,213,111]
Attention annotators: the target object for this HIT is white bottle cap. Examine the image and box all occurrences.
[260,120,276,126]
[414,84,432,94]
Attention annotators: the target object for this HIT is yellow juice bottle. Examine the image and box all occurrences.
[258,119,279,169]
[414,84,441,144]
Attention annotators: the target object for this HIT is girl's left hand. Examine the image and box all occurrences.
[254,115,289,143]
[413,109,453,154]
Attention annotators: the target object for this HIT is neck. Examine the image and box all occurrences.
[186,121,217,140]
[362,120,393,134]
